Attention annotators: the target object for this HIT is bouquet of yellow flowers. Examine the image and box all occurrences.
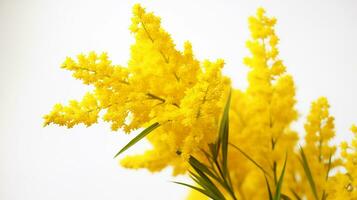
[43,4,357,200]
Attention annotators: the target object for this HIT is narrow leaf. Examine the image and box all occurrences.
[274,154,288,200]
[200,148,214,163]
[189,156,220,182]
[281,194,292,200]
[190,162,225,198]
[265,175,273,200]
[113,122,160,158]
[290,189,302,200]
[173,181,223,200]
[299,147,319,200]
[188,174,221,200]
[229,143,271,176]
[219,90,231,176]
[321,153,332,200]
[189,171,225,200]
[321,192,328,200]
[210,143,219,162]
[325,153,332,181]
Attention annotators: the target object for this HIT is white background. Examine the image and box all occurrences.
[1,0,356,199]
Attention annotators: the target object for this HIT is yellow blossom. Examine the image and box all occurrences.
[326,124,357,199]
[351,124,357,134]
[44,4,357,200]
[44,4,230,175]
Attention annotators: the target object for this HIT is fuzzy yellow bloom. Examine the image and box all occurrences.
[351,124,357,134]
[326,125,357,199]
[302,97,339,199]
[44,4,230,175]
[43,92,99,127]
[225,8,300,199]
[44,4,357,200]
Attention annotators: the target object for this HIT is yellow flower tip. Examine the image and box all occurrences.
[313,97,329,111]
[61,57,74,69]
[318,96,328,104]
[256,7,266,18]
[183,41,193,55]
[99,52,108,61]
[247,16,256,25]
[350,124,357,134]
[243,57,252,67]
[119,157,132,167]
[184,41,192,48]
[42,113,55,127]
[42,120,50,127]
[88,51,97,61]
[270,60,286,76]
[132,3,145,17]
[216,58,225,68]
[340,141,349,150]
[270,35,279,46]
[268,17,277,26]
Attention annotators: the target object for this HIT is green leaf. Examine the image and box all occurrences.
[325,153,332,181]
[321,192,328,200]
[299,147,319,200]
[321,153,332,200]
[290,189,302,200]
[274,154,287,200]
[200,147,214,164]
[189,160,225,199]
[189,170,225,200]
[265,175,273,200]
[173,181,224,200]
[209,143,219,162]
[188,175,219,199]
[113,122,160,158]
[229,143,270,176]
[219,90,231,176]
[189,156,220,183]
[174,90,236,200]
[281,194,292,200]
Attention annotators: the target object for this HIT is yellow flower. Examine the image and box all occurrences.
[44,3,230,175]
[44,92,99,128]
[44,4,357,200]
[351,124,357,134]
[326,124,357,199]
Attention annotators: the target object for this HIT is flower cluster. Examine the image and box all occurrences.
[326,125,357,199]
[44,4,356,200]
[44,4,230,175]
